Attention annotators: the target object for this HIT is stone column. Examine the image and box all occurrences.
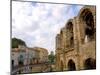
[73,17,80,70]
[73,17,79,52]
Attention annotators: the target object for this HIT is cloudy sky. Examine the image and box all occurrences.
[12,1,83,54]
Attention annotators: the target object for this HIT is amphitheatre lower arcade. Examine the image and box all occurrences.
[55,6,96,71]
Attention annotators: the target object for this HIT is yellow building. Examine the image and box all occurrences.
[33,47,49,63]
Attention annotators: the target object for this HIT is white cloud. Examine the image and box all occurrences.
[12,1,83,54]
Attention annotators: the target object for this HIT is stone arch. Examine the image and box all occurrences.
[84,58,96,70]
[66,19,74,47]
[67,59,76,71]
[78,7,96,44]
[66,19,73,33]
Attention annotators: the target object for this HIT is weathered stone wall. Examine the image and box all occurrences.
[79,41,96,70]
[56,6,96,71]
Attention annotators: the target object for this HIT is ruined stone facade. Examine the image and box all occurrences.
[55,6,96,71]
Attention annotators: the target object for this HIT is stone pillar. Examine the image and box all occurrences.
[55,33,62,71]
[73,17,80,70]
[77,16,86,45]
[63,28,67,49]
[55,49,61,71]
[60,29,64,49]
[73,17,80,52]
[61,28,67,71]
[63,52,66,71]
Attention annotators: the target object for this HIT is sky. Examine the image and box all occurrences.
[12,1,83,54]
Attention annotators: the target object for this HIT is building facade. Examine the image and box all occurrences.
[11,45,49,74]
[11,45,48,68]
[12,47,27,67]
[33,47,49,63]
[55,6,96,71]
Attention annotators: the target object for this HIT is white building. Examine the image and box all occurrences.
[11,45,39,67]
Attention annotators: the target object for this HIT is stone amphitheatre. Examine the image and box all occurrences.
[55,6,96,71]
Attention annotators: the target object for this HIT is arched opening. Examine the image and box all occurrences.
[66,21,74,48]
[12,60,14,67]
[67,22,73,33]
[80,8,95,43]
[68,59,76,71]
[84,11,94,42]
[18,55,24,66]
[70,37,74,47]
[84,58,96,70]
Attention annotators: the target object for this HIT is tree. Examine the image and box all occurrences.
[12,37,26,48]
[48,51,55,63]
